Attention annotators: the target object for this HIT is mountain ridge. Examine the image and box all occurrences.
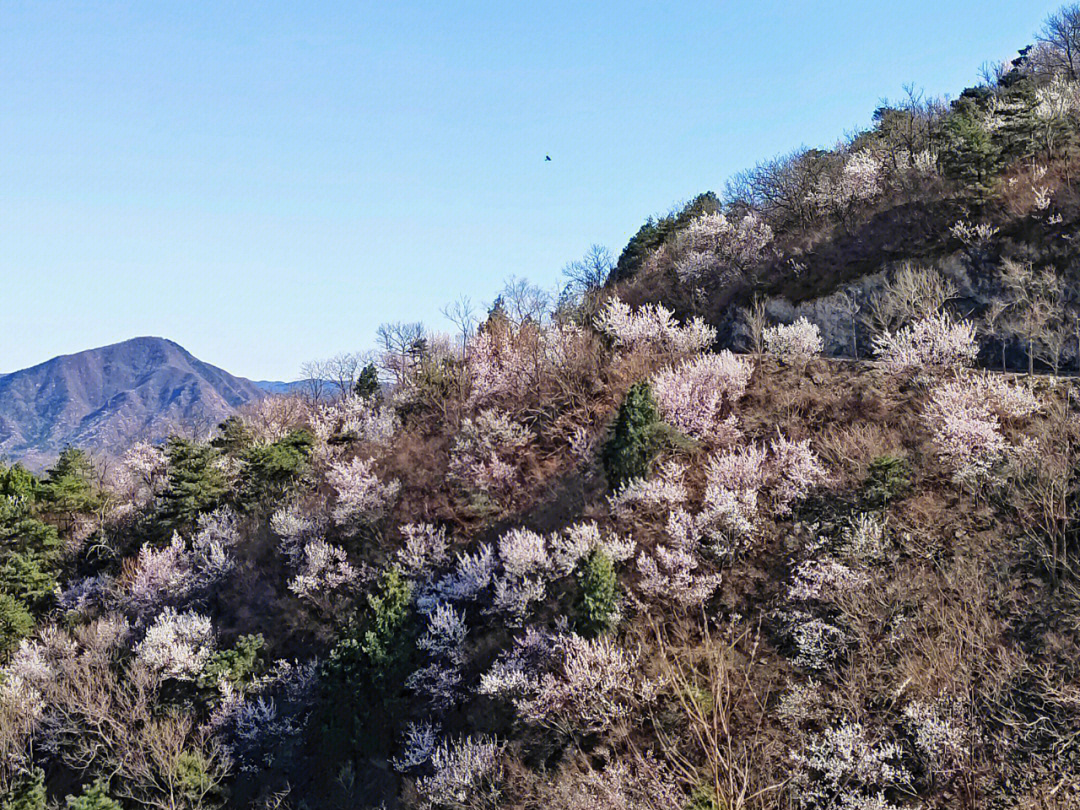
[0,336,276,466]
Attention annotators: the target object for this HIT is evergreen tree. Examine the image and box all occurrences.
[320,567,415,758]
[577,546,618,636]
[0,593,34,657]
[1,768,46,810]
[353,362,381,399]
[157,438,227,533]
[64,779,120,810]
[602,382,668,490]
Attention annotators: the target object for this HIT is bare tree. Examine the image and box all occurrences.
[442,295,478,359]
[325,352,364,397]
[1000,258,1063,375]
[740,294,768,359]
[299,358,331,404]
[837,288,861,357]
[376,321,425,384]
[983,299,1009,372]
[562,244,614,299]
[725,148,829,229]
[864,262,957,336]
[1039,3,1080,80]
[499,276,552,324]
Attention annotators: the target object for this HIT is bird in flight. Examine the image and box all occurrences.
[545,155,552,161]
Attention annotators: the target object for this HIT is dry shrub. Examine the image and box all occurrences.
[814,422,900,487]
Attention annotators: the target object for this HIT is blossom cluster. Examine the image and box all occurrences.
[702,433,827,540]
[466,320,590,407]
[674,210,774,282]
[134,607,215,681]
[287,539,358,612]
[608,459,688,516]
[326,456,400,528]
[764,317,824,366]
[635,510,722,608]
[791,720,911,810]
[810,150,885,216]
[412,522,632,625]
[414,736,503,810]
[873,313,978,374]
[206,658,319,773]
[922,374,1040,487]
[310,393,397,446]
[122,508,240,615]
[111,441,169,512]
[594,298,716,356]
[479,629,639,735]
[448,408,531,495]
[407,601,469,710]
[650,350,753,440]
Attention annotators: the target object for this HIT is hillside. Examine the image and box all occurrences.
[8,5,1080,810]
[0,337,266,466]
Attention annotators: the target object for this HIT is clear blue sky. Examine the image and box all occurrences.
[0,1,1061,380]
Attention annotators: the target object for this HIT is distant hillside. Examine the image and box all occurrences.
[0,337,268,466]
[252,379,309,395]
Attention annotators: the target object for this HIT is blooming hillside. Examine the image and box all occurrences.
[9,4,1080,808]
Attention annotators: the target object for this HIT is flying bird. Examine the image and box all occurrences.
[545,155,551,161]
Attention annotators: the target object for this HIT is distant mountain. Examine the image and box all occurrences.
[0,337,268,467]
[252,379,309,395]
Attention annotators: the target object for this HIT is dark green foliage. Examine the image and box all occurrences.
[602,382,684,491]
[1,768,46,810]
[864,455,912,506]
[43,446,99,517]
[612,192,719,282]
[0,464,39,502]
[576,546,618,636]
[354,363,381,399]
[198,634,265,691]
[157,438,227,532]
[939,102,1002,190]
[0,593,34,657]
[361,567,414,677]
[211,415,255,455]
[0,552,57,611]
[64,779,120,810]
[238,430,314,504]
[320,567,415,757]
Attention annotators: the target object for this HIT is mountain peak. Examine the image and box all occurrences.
[0,338,268,467]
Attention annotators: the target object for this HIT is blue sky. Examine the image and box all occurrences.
[0,1,1062,380]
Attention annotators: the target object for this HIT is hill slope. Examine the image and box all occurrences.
[0,337,266,464]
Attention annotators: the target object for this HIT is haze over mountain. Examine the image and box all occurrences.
[0,337,270,466]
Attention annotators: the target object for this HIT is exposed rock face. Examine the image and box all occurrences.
[0,337,267,467]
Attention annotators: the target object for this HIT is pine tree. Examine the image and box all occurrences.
[602,382,666,490]
[577,546,618,636]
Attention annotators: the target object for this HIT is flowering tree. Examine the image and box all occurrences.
[310,393,397,446]
[674,210,774,282]
[922,374,1039,487]
[112,441,168,512]
[873,313,978,374]
[609,459,689,517]
[763,317,824,367]
[480,630,639,737]
[287,540,358,613]
[134,608,215,681]
[326,456,399,528]
[699,432,827,543]
[811,150,885,223]
[415,736,503,810]
[650,351,753,440]
[448,409,531,496]
[635,512,722,609]
[595,298,716,356]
